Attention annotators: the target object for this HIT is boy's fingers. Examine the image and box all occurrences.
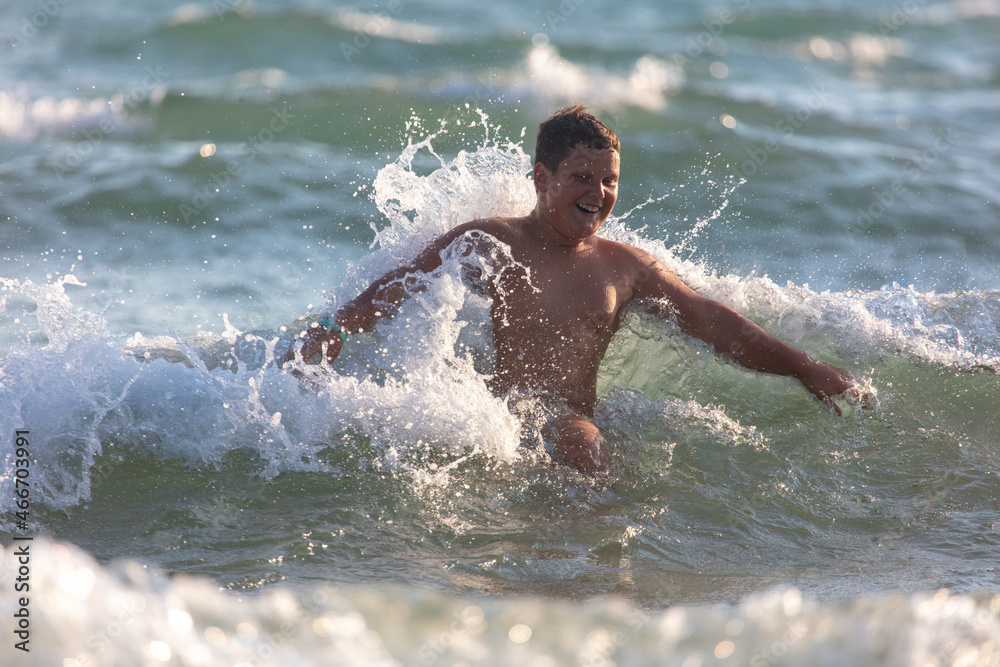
[825,395,843,416]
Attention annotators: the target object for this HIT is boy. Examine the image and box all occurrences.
[289,105,860,473]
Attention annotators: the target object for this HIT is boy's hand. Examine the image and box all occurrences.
[280,323,344,368]
[799,360,873,415]
[299,324,345,365]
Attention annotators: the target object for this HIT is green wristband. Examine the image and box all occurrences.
[317,318,347,343]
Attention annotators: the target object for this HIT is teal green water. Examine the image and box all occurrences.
[2,1,1000,664]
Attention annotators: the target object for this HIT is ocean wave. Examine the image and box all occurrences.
[3,135,999,517]
[507,43,683,112]
[2,538,998,666]
[0,80,167,143]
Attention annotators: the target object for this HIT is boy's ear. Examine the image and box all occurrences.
[533,162,551,193]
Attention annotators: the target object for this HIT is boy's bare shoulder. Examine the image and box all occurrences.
[447,217,524,242]
[592,237,690,296]
[593,235,658,268]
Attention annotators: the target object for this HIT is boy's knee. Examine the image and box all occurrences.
[553,416,611,473]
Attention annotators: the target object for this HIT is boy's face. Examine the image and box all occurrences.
[534,144,620,246]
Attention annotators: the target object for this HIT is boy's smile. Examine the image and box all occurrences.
[533,144,620,246]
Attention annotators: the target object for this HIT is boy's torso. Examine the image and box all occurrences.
[476,217,644,415]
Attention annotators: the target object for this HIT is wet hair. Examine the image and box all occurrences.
[534,104,620,173]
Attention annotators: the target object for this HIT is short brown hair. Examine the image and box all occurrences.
[534,104,620,172]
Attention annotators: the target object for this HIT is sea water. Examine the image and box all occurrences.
[2,0,1000,665]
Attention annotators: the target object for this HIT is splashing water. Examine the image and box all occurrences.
[3,117,999,523]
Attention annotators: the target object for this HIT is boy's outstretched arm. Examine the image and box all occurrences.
[288,261,417,365]
[285,222,484,366]
[634,255,859,413]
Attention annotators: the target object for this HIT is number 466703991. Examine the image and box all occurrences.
[14,430,30,529]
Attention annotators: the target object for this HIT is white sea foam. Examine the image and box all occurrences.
[0,85,165,142]
[3,129,999,515]
[365,113,535,267]
[507,44,682,111]
[2,538,998,666]
[329,9,446,45]
[0,91,113,142]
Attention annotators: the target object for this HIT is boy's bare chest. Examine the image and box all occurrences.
[495,248,630,330]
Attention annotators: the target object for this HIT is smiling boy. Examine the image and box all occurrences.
[289,105,860,473]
